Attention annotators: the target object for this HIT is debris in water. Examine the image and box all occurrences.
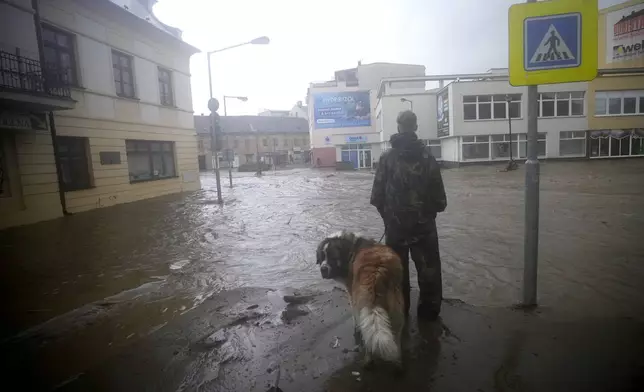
[331,336,340,349]
[247,304,259,310]
[352,371,360,377]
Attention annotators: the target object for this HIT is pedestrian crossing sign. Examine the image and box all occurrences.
[509,0,598,86]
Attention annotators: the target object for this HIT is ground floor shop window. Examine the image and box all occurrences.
[341,143,371,169]
[462,136,490,160]
[126,140,175,182]
[463,133,545,161]
[58,136,92,191]
[559,131,586,157]
[590,129,644,158]
[424,139,442,159]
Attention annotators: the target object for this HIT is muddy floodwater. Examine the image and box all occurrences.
[1,160,643,390]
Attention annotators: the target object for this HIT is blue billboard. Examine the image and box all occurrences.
[313,91,371,129]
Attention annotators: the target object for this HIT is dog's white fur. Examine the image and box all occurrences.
[359,307,400,363]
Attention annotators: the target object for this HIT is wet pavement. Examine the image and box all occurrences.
[1,160,644,391]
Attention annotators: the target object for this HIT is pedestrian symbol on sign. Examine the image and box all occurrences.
[530,25,575,63]
[524,13,581,71]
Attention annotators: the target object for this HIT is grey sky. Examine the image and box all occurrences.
[154,0,624,116]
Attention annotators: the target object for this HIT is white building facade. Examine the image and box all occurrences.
[308,63,426,168]
[376,70,591,166]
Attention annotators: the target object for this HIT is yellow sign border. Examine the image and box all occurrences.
[509,0,598,86]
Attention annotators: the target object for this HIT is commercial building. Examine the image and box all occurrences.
[372,1,643,166]
[194,115,309,170]
[308,62,426,168]
[588,0,644,159]
[1,0,200,229]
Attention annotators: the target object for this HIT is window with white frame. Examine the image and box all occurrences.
[491,134,524,160]
[463,94,521,121]
[595,90,644,116]
[559,131,586,157]
[424,139,441,159]
[463,133,546,161]
[462,135,490,160]
[539,92,584,117]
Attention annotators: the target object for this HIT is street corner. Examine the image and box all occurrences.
[57,285,356,392]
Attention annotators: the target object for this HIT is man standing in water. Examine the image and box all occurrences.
[370,111,447,320]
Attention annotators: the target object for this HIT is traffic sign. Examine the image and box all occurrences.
[509,0,598,86]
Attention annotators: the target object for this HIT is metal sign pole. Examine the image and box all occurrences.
[523,0,539,307]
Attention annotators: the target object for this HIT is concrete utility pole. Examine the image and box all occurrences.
[524,0,540,306]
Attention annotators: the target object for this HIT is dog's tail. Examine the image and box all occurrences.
[358,306,399,362]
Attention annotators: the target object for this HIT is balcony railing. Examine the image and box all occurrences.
[0,50,72,99]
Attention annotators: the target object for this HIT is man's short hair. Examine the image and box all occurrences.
[397,110,417,132]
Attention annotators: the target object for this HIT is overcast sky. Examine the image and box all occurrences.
[153,0,624,116]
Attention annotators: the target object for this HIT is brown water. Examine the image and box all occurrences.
[1,160,644,343]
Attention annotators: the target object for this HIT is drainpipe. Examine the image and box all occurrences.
[33,0,70,215]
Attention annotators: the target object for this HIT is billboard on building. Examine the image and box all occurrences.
[605,3,644,64]
[313,91,371,129]
[437,89,449,138]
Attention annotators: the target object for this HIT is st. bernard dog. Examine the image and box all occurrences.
[316,231,404,369]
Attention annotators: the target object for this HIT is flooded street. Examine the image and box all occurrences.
[1,160,644,391]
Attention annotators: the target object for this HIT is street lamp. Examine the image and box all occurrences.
[223,95,248,116]
[400,97,413,111]
[206,36,270,99]
[205,36,269,202]
[505,94,518,171]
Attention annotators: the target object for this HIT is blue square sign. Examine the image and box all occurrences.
[524,13,581,71]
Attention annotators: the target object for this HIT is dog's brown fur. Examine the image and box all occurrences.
[316,232,405,369]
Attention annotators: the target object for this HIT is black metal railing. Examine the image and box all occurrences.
[0,50,72,99]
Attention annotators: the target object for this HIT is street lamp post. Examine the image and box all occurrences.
[400,97,413,111]
[505,94,517,171]
[223,95,248,116]
[205,36,269,200]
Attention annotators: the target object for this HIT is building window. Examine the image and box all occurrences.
[491,134,523,160]
[463,94,521,120]
[262,138,268,147]
[197,139,204,151]
[590,130,644,158]
[273,138,278,146]
[595,90,644,116]
[158,67,173,106]
[424,139,442,159]
[234,138,239,148]
[57,136,91,191]
[294,138,300,146]
[539,91,584,117]
[283,139,289,147]
[0,136,12,197]
[126,140,175,182]
[42,25,77,85]
[463,133,545,161]
[559,131,586,157]
[462,135,490,160]
[112,50,135,98]
[245,139,250,149]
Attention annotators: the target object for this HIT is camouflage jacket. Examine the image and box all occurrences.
[370,132,446,238]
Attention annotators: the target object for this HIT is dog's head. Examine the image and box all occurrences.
[316,231,358,280]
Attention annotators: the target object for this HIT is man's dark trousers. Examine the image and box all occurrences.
[386,219,442,316]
